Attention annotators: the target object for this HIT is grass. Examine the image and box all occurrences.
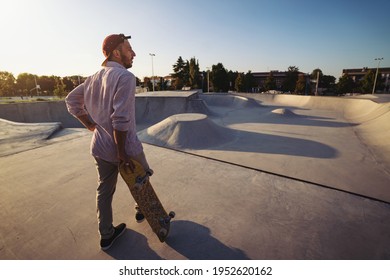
[0,96,65,104]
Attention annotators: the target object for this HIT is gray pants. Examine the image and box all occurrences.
[94,157,118,239]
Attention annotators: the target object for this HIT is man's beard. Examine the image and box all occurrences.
[121,53,133,69]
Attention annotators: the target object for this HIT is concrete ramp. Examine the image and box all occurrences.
[270,108,299,117]
[135,91,211,125]
[0,118,62,156]
[138,113,236,149]
[199,94,261,108]
[253,94,389,121]
[1,93,390,260]
[354,107,390,169]
[0,101,82,128]
[245,94,390,178]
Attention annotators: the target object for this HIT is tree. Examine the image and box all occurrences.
[374,71,384,92]
[228,71,238,91]
[211,63,229,92]
[0,71,16,96]
[244,71,256,92]
[264,72,276,91]
[37,76,56,94]
[322,75,336,88]
[183,61,190,87]
[135,76,141,87]
[53,77,67,98]
[361,69,384,93]
[235,73,244,92]
[282,66,299,92]
[360,69,376,93]
[200,71,209,92]
[172,56,186,90]
[311,68,323,83]
[311,68,323,95]
[295,74,307,94]
[67,75,85,88]
[62,77,75,92]
[172,56,202,89]
[143,77,152,91]
[336,74,355,95]
[16,73,36,96]
[188,57,200,89]
[1,72,88,96]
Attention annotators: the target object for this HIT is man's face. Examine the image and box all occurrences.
[118,40,136,69]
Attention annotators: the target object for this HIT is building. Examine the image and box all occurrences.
[252,71,310,93]
[342,67,390,92]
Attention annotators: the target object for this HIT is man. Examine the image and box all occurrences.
[65,34,151,250]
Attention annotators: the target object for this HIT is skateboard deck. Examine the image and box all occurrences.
[119,160,174,242]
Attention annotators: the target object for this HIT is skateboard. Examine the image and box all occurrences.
[119,160,175,242]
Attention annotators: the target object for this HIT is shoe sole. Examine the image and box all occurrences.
[100,226,126,251]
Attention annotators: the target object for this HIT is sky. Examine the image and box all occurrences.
[1,0,389,81]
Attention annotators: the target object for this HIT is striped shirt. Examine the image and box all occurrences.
[65,61,143,162]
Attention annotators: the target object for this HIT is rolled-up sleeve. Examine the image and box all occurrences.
[111,73,135,131]
[65,83,88,117]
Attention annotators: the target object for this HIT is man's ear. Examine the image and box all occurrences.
[113,49,121,58]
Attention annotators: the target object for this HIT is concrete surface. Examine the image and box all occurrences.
[0,92,389,260]
[0,119,62,157]
[0,91,208,128]
[0,101,82,128]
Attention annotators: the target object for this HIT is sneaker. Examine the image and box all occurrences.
[135,205,145,223]
[100,223,126,251]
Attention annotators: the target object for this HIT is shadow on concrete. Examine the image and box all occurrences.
[212,129,340,159]
[104,228,163,260]
[211,105,358,128]
[141,128,339,159]
[261,109,358,128]
[166,220,250,260]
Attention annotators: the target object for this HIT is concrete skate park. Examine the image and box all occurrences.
[0,91,389,260]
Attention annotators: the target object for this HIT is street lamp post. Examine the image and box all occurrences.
[315,70,320,96]
[149,53,155,92]
[372,57,384,94]
[206,67,210,93]
[33,76,41,96]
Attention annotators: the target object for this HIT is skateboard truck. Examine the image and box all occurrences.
[158,211,175,225]
[134,169,154,190]
[158,211,175,242]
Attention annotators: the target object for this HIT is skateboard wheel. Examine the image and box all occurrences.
[159,218,165,225]
[159,217,170,225]
[159,228,168,238]
[169,211,175,218]
[136,176,143,183]
[134,183,142,190]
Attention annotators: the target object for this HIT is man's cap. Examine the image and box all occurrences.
[102,33,131,66]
